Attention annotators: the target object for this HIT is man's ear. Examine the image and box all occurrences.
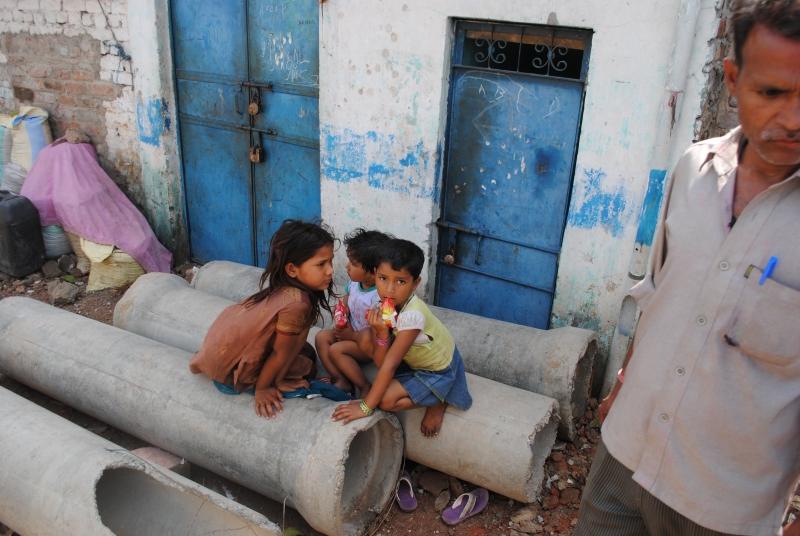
[285,262,298,279]
[412,277,422,291]
[723,57,739,98]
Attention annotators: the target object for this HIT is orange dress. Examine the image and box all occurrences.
[189,286,314,391]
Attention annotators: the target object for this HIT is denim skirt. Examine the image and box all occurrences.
[394,347,473,410]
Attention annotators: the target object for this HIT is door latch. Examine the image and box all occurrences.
[249,145,263,163]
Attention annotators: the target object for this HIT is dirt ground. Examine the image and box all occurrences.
[0,266,601,536]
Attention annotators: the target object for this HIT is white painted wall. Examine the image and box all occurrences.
[1,1,723,359]
[127,0,186,252]
[319,0,720,356]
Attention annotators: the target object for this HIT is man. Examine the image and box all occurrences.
[574,1,800,534]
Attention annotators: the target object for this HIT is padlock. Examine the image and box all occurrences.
[248,90,261,116]
[249,145,263,163]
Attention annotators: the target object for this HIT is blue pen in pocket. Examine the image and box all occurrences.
[758,256,779,285]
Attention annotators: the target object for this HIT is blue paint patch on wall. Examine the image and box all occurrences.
[321,125,435,198]
[137,96,170,147]
[567,168,628,237]
[634,169,668,246]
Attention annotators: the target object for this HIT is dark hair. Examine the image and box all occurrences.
[731,0,800,65]
[344,228,392,272]
[245,220,335,324]
[376,238,425,279]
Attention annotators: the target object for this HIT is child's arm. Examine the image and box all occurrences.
[253,332,306,418]
[332,308,420,423]
[363,329,418,408]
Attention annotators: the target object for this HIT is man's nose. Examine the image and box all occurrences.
[779,96,800,132]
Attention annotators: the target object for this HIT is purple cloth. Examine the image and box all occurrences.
[21,140,172,273]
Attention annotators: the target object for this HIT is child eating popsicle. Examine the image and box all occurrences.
[315,228,389,394]
[331,238,472,437]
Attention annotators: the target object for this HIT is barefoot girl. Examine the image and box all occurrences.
[331,239,472,436]
[190,220,335,419]
[315,228,389,393]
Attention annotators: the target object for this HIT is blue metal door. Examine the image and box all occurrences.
[436,23,591,329]
[171,0,320,265]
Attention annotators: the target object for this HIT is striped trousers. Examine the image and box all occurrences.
[574,440,736,536]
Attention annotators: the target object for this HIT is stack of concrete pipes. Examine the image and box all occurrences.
[114,264,597,500]
[0,297,403,536]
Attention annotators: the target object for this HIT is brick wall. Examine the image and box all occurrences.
[0,0,142,200]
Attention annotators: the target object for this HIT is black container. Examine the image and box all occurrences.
[0,190,45,278]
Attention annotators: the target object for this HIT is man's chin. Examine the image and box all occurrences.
[754,143,800,169]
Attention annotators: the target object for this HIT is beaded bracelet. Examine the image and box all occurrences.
[375,336,389,347]
[359,400,374,416]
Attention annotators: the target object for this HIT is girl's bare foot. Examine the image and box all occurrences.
[420,403,447,437]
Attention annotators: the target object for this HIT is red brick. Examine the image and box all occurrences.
[28,64,51,78]
[57,94,76,106]
[87,82,118,98]
[42,79,64,91]
[70,70,95,81]
[63,81,88,94]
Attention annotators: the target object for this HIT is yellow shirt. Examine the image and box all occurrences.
[393,295,454,372]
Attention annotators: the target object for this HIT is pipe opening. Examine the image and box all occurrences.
[340,419,402,534]
[96,467,274,535]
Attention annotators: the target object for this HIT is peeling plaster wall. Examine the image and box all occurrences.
[320,0,720,354]
[0,0,186,260]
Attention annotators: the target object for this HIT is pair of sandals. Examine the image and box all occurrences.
[395,473,489,525]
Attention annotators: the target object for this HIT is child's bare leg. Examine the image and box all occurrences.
[356,327,376,361]
[330,347,370,394]
[378,380,416,411]
[315,329,345,384]
[275,353,313,392]
[379,381,447,437]
[331,340,374,395]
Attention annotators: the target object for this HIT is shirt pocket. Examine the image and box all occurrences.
[726,274,800,367]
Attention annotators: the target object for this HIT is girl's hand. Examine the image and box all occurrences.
[333,326,355,342]
[365,307,390,340]
[332,400,368,424]
[254,387,284,419]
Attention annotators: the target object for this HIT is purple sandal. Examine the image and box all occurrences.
[395,473,417,512]
[441,488,489,525]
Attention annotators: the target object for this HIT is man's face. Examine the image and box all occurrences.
[724,24,800,169]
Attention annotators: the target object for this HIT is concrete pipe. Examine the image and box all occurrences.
[0,297,403,536]
[0,386,280,536]
[116,273,560,502]
[191,260,596,440]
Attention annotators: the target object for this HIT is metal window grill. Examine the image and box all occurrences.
[456,21,592,81]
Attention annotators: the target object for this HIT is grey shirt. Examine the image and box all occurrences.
[603,127,800,535]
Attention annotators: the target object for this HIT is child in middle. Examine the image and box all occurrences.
[315,228,389,393]
[332,238,472,437]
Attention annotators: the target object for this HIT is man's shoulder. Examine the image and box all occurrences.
[676,128,740,170]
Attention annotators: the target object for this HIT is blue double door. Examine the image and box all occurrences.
[172,0,320,266]
[436,23,590,329]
